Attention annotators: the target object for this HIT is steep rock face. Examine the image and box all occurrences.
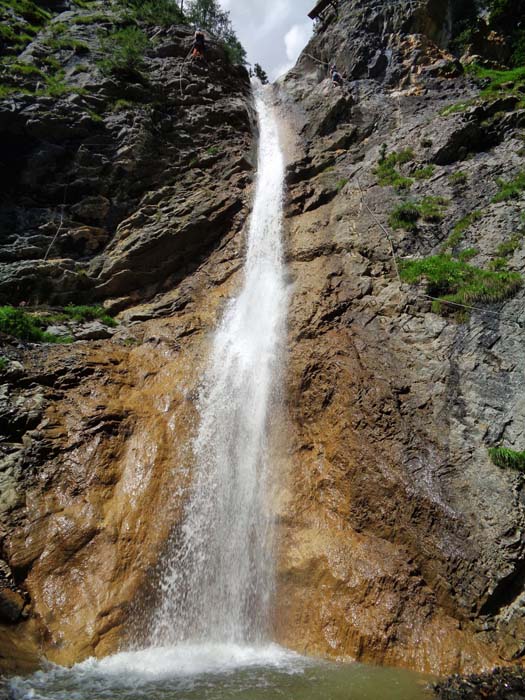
[0,0,254,670]
[0,1,253,308]
[273,0,525,675]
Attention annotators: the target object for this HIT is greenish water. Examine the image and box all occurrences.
[7,643,433,700]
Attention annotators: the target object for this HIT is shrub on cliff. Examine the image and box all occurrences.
[98,26,149,76]
[489,447,525,471]
[0,306,69,343]
[117,0,185,27]
[400,255,522,314]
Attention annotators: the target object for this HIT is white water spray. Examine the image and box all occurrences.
[150,84,287,646]
[7,85,291,700]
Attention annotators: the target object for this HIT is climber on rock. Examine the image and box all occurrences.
[330,63,344,87]
[192,29,206,62]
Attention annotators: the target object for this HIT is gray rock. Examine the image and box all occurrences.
[73,321,114,341]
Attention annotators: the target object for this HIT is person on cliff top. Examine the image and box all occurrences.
[192,29,206,62]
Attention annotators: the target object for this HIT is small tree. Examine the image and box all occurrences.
[253,63,269,84]
[186,0,247,64]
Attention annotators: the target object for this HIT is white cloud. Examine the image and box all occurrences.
[284,22,312,61]
[218,0,313,80]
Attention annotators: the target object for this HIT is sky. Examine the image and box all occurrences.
[219,0,314,81]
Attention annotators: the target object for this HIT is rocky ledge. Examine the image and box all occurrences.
[434,667,525,700]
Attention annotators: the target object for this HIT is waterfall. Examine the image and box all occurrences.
[150,84,287,647]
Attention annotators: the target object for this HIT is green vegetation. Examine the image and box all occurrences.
[466,64,525,106]
[116,0,184,26]
[458,247,478,262]
[0,357,8,371]
[98,26,149,75]
[450,0,525,67]
[420,138,433,148]
[492,171,525,203]
[336,177,348,192]
[49,21,68,35]
[0,304,116,343]
[112,98,135,111]
[443,210,482,251]
[0,306,70,343]
[0,85,23,98]
[449,170,468,186]
[400,255,522,314]
[489,446,525,471]
[496,233,523,258]
[485,0,525,67]
[389,196,448,231]
[1,61,44,77]
[206,146,219,156]
[45,37,89,53]
[388,201,420,232]
[440,101,472,117]
[38,73,71,97]
[187,0,246,64]
[0,0,51,24]
[0,22,34,51]
[62,304,116,326]
[414,164,435,180]
[374,148,415,192]
[453,210,483,236]
[418,196,448,222]
[41,304,116,326]
[488,257,508,271]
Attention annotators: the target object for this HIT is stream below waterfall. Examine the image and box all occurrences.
[7,644,432,700]
[6,86,434,700]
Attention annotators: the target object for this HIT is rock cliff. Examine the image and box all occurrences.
[0,0,254,671]
[1,0,525,680]
[273,0,525,676]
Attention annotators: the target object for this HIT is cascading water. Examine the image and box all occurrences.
[150,83,287,647]
[8,82,432,700]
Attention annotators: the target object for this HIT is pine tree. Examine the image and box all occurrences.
[253,63,269,84]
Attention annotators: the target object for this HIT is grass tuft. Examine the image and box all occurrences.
[489,447,525,471]
[374,148,415,192]
[449,171,468,186]
[442,210,482,251]
[400,255,522,314]
[492,171,525,203]
[389,201,420,232]
[389,196,448,232]
[413,164,435,181]
[98,26,149,76]
[62,304,116,326]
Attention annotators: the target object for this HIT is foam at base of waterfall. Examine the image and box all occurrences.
[84,642,305,679]
[8,643,309,699]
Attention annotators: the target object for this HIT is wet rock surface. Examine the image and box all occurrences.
[0,0,254,671]
[1,0,525,682]
[272,0,525,677]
